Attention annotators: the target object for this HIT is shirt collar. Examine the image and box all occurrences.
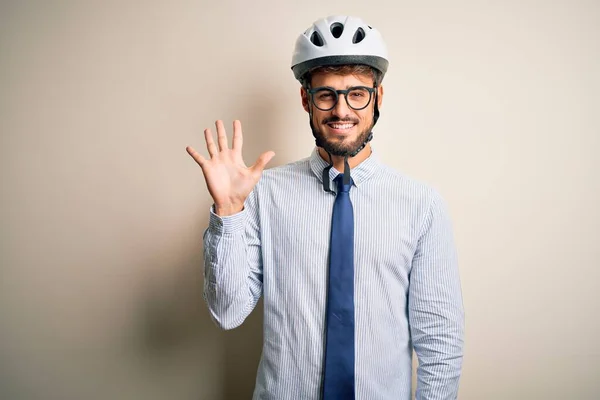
[308,146,381,188]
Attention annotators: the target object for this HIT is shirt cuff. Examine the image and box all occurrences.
[208,205,246,235]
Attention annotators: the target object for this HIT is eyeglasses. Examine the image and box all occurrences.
[307,86,376,111]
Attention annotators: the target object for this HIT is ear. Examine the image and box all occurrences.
[377,85,384,108]
[301,87,310,113]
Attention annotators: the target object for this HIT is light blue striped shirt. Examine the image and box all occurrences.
[203,147,464,399]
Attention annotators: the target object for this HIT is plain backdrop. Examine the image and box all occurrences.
[1,1,599,399]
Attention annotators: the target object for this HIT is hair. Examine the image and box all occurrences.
[300,64,383,89]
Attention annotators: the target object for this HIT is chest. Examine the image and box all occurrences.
[260,188,420,289]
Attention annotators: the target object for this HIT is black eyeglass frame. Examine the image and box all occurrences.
[307,85,377,111]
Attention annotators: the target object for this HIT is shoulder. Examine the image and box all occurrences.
[378,165,454,243]
[257,157,312,186]
[263,157,311,177]
[376,163,443,201]
[250,156,314,199]
[372,162,452,224]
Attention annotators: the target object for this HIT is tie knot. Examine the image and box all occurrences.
[335,174,353,193]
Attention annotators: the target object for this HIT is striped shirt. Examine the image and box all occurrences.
[203,147,464,399]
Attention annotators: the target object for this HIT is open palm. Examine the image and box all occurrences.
[186,120,275,216]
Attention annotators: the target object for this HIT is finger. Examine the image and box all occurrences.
[215,120,228,152]
[251,151,275,175]
[204,128,218,158]
[232,120,243,153]
[186,146,206,167]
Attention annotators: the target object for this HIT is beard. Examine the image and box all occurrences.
[312,116,374,157]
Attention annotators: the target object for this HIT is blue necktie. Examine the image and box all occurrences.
[323,174,355,400]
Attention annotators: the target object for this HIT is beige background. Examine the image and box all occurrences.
[1,0,599,399]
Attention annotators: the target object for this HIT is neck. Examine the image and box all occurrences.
[318,144,372,172]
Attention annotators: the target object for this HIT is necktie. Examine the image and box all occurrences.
[323,174,355,399]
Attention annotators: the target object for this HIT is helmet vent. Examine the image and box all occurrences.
[310,31,324,47]
[352,27,365,44]
[330,22,344,38]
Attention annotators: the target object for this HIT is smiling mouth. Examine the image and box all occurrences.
[327,122,357,133]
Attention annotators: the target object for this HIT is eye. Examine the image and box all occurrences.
[318,92,334,100]
[349,89,366,97]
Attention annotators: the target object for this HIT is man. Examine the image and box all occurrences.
[186,15,464,400]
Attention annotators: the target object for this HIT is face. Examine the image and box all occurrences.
[301,71,384,157]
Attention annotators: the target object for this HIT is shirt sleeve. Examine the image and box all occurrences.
[202,189,263,330]
[409,189,465,399]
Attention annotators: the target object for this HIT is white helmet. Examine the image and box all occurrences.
[291,15,389,82]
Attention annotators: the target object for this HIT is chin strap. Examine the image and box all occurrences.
[342,156,351,185]
[321,152,335,194]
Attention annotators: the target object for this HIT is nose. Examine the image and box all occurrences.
[331,94,351,117]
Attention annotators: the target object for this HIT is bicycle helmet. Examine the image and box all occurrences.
[291,15,389,82]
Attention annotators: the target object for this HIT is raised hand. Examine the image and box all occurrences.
[186,120,275,216]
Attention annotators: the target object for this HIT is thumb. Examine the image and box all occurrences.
[251,151,275,175]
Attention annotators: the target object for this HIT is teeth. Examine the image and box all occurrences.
[330,123,354,129]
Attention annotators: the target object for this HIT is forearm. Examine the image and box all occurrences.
[203,206,262,330]
[412,300,464,399]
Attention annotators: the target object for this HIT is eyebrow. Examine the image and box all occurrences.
[317,84,369,90]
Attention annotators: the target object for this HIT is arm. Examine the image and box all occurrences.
[203,189,263,330]
[185,119,274,329]
[409,189,465,400]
